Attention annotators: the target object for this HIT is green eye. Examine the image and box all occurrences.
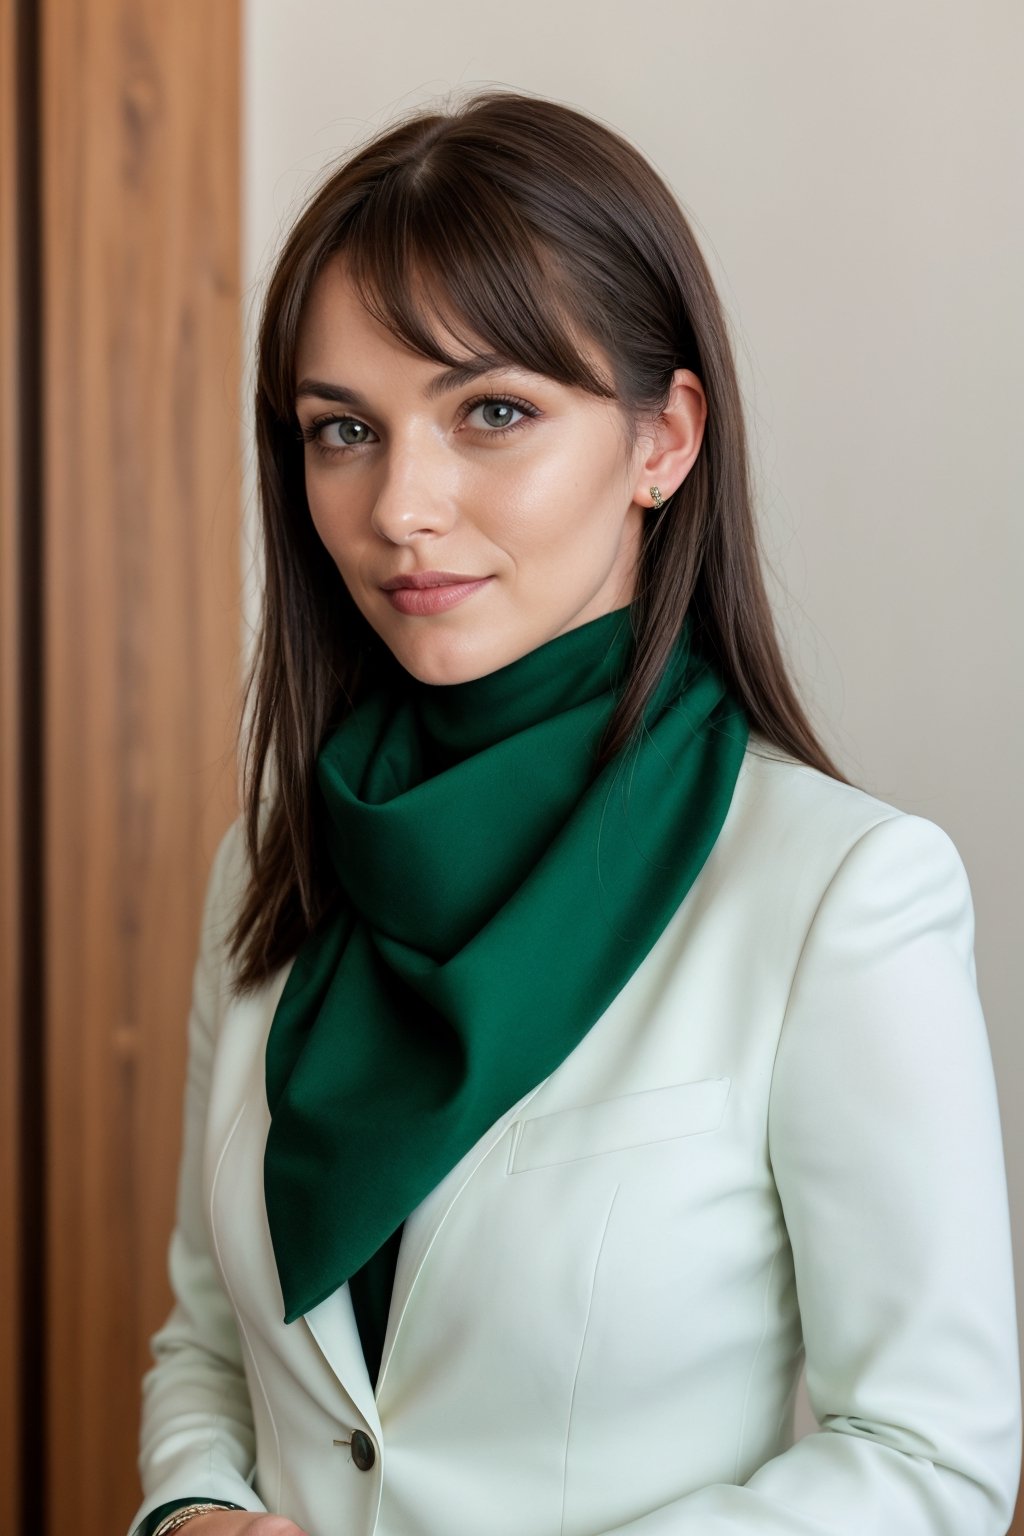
[463,394,540,437]
[477,401,517,428]
[336,420,373,445]
[300,415,379,458]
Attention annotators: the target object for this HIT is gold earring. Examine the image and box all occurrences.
[650,486,664,510]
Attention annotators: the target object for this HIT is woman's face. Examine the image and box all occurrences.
[293,258,655,685]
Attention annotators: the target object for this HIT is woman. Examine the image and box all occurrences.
[127,90,1021,1536]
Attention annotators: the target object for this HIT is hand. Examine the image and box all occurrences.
[181,1517,310,1536]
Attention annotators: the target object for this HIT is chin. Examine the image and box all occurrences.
[389,632,502,688]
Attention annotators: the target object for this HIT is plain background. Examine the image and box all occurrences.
[240,0,1023,1441]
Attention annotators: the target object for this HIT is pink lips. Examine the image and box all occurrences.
[383,576,494,616]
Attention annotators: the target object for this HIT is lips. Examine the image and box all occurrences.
[380,570,486,591]
[383,576,494,616]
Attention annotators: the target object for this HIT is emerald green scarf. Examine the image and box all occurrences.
[264,603,749,1331]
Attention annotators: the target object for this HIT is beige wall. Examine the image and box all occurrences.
[241,0,1023,1445]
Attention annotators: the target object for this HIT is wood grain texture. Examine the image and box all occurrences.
[26,2,1023,1533]
[1,0,26,1531]
[41,2,242,1533]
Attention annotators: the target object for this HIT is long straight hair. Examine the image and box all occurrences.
[229,88,853,996]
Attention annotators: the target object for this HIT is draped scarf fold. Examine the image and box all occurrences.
[263,602,750,1330]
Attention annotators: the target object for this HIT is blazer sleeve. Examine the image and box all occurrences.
[601,810,1022,1535]
[125,817,270,1536]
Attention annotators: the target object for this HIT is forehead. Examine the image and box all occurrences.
[293,250,618,400]
[295,256,479,372]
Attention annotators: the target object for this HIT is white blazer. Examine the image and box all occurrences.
[128,734,1022,1536]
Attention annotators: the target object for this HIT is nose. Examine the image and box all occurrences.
[369,433,458,545]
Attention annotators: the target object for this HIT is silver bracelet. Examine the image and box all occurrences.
[151,1504,230,1536]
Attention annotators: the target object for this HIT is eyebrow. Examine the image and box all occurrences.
[294,357,525,410]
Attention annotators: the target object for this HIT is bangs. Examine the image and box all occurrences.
[338,160,620,402]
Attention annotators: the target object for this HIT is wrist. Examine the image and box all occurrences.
[151,1504,236,1536]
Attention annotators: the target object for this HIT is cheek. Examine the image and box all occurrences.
[305,489,364,571]
[500,448,624,547]
[504,482,627,563]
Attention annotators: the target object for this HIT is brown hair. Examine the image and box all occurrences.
[228,87,853,996]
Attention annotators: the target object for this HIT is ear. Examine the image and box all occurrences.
[629,368,707,508]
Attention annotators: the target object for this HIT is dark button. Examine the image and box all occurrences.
[350,1429,376,1471]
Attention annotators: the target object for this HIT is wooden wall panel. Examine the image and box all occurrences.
[12,3,1019,1534]
[41,3,242,1534]
[1,2,29,1534]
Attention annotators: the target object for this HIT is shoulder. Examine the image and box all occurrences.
[707,729,973,929]
[195,807,264,976]
[735,728,903,841]
[204,811,249,920]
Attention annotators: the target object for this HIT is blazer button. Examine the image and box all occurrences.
[350,1429,376,1471]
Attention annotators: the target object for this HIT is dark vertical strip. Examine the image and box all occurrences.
[17,0,46,1530]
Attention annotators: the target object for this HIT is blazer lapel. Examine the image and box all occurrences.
[303,1285,383,1438]
[373,1074,552,1409]
[297,1074,552,1424]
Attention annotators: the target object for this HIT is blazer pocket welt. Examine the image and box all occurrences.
[508,1076,731,1174]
